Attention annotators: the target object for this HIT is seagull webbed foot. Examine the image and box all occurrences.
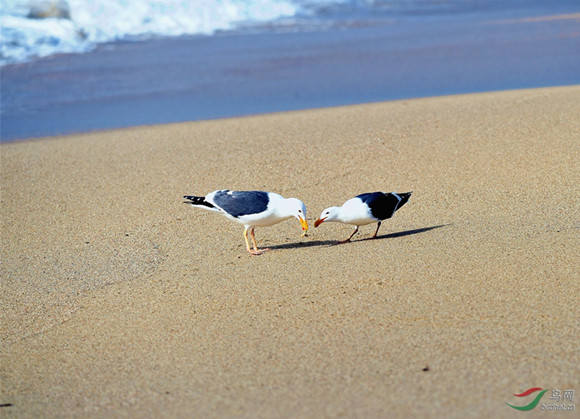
[247,248,270,256]
[336,226,359,244]
[245,227,271,255]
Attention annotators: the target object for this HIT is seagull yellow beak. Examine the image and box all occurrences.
[299,216,309,232]
[314,217,326,227]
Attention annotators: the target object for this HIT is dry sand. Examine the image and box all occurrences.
[1,86,579,417]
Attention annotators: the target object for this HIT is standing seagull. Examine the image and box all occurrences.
[184,189,308,255]
[314,191,412,243]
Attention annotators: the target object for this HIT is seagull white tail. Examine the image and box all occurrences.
[183,195,216,211]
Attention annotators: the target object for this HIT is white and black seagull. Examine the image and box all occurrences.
[314,191,412,243]
[184,190,308,255]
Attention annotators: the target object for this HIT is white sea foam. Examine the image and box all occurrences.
[0,1,474,65]
[1,0,314,65]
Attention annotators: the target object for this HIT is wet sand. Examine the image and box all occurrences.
[1,86,579,417]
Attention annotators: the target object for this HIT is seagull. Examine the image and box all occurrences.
[184,189,308,255]
[314,191,412,243]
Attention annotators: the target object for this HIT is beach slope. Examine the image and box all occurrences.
[1,86,579,417]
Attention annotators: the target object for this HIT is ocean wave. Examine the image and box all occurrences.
[1,1,480,65]
[1,0,311,65]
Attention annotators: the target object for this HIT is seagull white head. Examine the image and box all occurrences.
[280,198,308,233]
[314,206,340,227]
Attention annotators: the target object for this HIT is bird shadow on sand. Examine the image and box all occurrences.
[269,239,338,251]
[371,224,450,241]
[269,224,450,251]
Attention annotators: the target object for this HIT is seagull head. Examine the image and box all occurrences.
[314,207,340,227]
[283,198,308,233]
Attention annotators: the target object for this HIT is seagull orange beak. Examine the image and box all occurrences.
[299,216,309,232]
[314,217,326,227]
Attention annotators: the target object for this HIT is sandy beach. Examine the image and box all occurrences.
[1,86,579,417]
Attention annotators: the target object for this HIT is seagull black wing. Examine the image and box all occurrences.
[357,192,412,220]
[212,190,270,218]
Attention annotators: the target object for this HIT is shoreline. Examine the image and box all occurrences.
[2,5,580,141]
[2,86,579,417]
[3,84,580,145]
[1,84,575,146]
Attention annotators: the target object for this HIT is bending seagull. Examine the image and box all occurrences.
[314,191,412,243]
[184,189,308,255]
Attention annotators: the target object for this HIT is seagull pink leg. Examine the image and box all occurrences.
[337,226,359,244]
[250,227,271,254]
[244,228,262,255]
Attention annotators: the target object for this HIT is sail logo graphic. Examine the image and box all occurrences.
[507,387,576,412]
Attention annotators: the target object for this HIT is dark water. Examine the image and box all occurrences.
[1,0,579,141]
